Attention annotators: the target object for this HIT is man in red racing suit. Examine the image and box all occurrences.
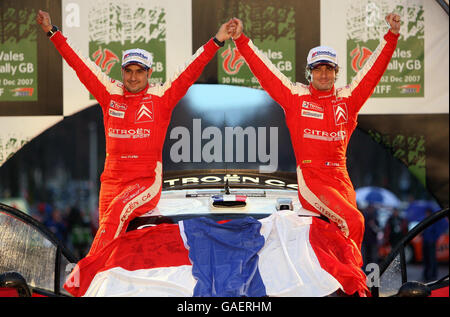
[37,10,233,256]
[230,14,400,252]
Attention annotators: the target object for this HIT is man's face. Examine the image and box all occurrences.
[310,64,336,91]
[122,64,152,93]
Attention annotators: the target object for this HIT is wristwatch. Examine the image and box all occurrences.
[213,37,225,47]
[47,25,58,37]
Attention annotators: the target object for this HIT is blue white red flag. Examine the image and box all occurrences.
[64,211,368,297]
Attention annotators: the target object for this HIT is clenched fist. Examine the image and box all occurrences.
[36,10,53,33]
[385,13,401,34]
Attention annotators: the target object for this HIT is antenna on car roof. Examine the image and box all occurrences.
[225,179,230,195]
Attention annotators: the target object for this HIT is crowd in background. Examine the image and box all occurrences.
[361,203,446,282]
[30,202,96,260]
[362,204,409,265]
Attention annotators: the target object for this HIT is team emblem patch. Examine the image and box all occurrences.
[135,102,154,123]
[333,103,348,125]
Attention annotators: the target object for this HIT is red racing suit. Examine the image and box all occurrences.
[234,30,399,250]
[50,31,220,255]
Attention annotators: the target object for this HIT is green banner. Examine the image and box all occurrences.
[0,7,38,102]
[87,4,166,99]
[346,3,424,97]
[216,2,296,89]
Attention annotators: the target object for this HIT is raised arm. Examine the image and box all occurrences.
[36,9,53,33]
[155,20,235,111]
[344,13,400,114]
[36,10,116,108]
[386,13,401,35]
[230,18,297,112]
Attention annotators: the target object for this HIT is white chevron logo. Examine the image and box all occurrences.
[135,103,154,123]
[333,103,348,125]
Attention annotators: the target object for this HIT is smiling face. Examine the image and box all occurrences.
[310,64,336,91]
[121,64,152,93]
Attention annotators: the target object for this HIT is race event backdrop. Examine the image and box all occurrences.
[0,0,448,206]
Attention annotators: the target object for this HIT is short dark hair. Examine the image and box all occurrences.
[305,65,339,83]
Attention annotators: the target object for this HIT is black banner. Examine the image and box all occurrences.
[357,114,449,208]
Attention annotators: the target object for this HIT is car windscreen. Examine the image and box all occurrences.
[0,204,76,295]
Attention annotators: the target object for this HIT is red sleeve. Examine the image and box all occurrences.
[50,31,116,109]
[346,30,399,115]
[234,34,301,113]
[158,38,220,111]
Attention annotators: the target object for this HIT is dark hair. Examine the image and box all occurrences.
[305,65,340,83]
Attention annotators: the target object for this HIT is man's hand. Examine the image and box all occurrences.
[229,18,243,40]
[215,19,235,42]
[385,13,401,35]
[36,10,53,33]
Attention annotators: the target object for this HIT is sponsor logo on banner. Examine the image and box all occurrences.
[333,103,348,125]
[398,84,421,94]
[11,88,34,97]
[346,0,424,97]
[221,46,245,75]
[350,45,372,73]
[217,3,296,88]
[88,2,167,99]
[0,7,38,103]
[92,48,120,74]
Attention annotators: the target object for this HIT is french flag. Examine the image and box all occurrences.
[64,211,369,297]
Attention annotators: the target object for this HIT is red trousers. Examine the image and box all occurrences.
[297,166,365,251]
[88,161,162,256]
